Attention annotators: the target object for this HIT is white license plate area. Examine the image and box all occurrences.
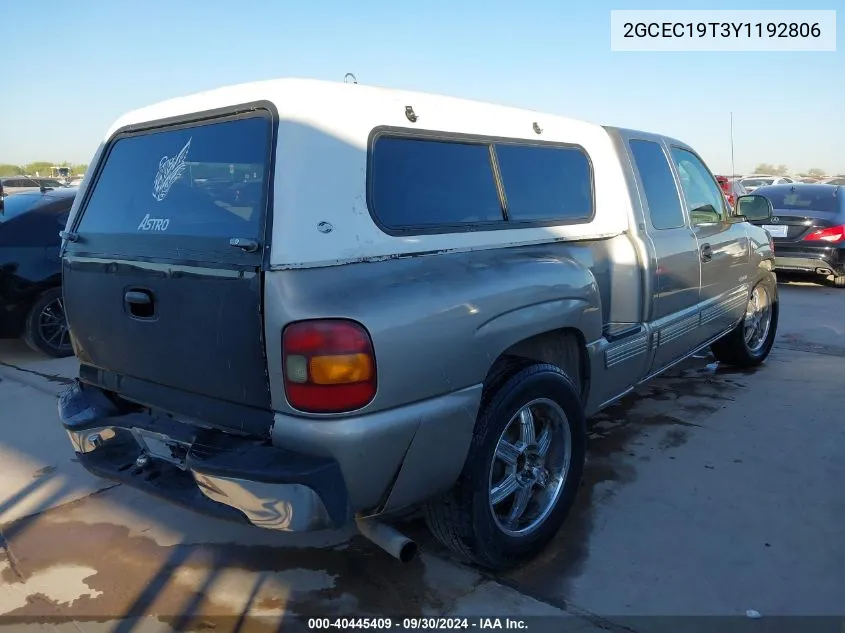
[762,224,789,238]
[133,429,190,469]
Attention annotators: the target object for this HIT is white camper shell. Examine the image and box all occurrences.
[71,78,632,270]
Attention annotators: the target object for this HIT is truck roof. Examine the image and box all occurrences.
[107,78,606,140]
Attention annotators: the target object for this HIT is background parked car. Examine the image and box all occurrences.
[0,187,77,356]
[821,176,845,186]
[0,176,67,200]
[747,183,845,287]
[741,175,794,192]
[715,175,748,209]
[1,176,43,198]
[36,178,67,189]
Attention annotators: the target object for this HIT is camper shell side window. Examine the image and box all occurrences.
[366,128,595,236]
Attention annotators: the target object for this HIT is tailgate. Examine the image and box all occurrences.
[62,109,275,432]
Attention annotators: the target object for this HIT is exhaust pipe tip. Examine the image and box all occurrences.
[355,517,418,563]
[397,539,419,563]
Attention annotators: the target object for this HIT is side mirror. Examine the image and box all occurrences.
[735,194,773,222]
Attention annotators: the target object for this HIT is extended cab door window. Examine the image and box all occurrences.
[628,140,686,230]
[669,149,728,225]
[627,138,701,360]
[670,147,748,336]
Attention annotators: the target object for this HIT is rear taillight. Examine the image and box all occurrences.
[282,319,377,413]
[802,225,845,243]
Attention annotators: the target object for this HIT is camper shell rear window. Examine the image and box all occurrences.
[71,111,273,262]
[367,129,594,235]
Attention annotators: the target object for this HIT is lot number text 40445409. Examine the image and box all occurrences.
[306,618,529,630]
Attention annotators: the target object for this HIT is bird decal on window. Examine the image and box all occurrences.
[152,137,192,202]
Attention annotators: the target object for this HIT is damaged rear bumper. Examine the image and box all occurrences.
[58,380,351,532]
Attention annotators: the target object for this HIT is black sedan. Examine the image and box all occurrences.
[749,183,845,287]
[0,187,77,356]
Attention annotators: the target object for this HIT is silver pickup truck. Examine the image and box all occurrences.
[57,78,778,570]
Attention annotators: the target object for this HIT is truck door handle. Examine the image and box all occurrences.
[125,290,152,305]
[229,237,260,253]
[125,289,155,318]
[700,243,713,262]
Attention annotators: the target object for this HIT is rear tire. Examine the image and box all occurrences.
[23,287,74,358]
[711,279,778,368]
[423,363,586,571]
[830,275,845,288]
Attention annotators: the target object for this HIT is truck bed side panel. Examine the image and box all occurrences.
[263,242,609,417]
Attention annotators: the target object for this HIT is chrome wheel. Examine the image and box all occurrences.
[743,285,772,354]
[38,296,71,355]
[488,398,572,537]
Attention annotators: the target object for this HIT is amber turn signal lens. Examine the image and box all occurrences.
[309,353,373,385]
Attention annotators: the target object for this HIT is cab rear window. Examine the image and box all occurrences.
[77,115,271,238]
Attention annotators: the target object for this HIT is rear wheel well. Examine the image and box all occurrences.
[481,329,589,408]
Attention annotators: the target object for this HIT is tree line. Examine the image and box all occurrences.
[752,164,828,178]
[0,162,88,177]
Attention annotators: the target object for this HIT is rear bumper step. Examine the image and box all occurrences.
[58,380,351,531]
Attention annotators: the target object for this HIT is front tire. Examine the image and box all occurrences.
[23,287,74,358]
[711,280,778,368]
[830,274,845,288]
[423,363,586,571]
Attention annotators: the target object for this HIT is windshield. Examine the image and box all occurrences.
[764,189,840,213]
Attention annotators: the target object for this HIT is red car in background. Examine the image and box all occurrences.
[715,175,747,209]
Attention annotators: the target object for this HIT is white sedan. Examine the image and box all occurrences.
[740,175,794,192]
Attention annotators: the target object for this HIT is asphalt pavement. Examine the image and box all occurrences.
[0,277,843,632]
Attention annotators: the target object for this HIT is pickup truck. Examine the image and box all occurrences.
[57,78,779,571]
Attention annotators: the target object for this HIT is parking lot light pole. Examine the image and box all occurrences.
[730,111,736,178]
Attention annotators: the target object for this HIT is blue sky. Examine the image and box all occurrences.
[2,0,842,175]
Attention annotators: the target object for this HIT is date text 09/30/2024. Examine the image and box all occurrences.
[307,618,529,630]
